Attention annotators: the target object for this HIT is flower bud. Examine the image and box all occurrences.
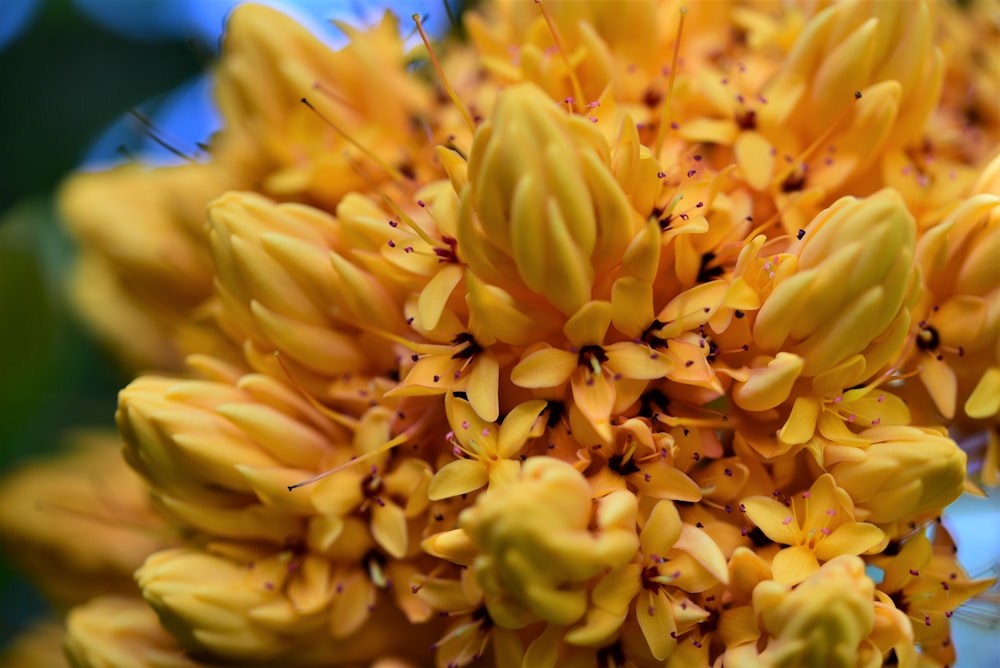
[59,163,235,371]
[209,192,403,386]
[430,458,638,629]
[214,5,430,209]
[751,189,917,378]
[64,597,202,668]
[775,0,941,152]
[749,556,878,668]
[461,83,638,316]
[828,426,966,526]
[0,433,167,607]
[117,372,341,536]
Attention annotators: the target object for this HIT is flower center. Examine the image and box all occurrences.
[450,332,483,360]
[916,324,940,352]
[578,344,609,375]
[641,320,669,349]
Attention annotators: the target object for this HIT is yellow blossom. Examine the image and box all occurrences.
[64,597,204,668]
[213,4,432,209]
[428,394,546,500]
[873,529,996,667]
[28,1,1000,666]
[733,555,885,668]
[0,432,169,607]
[741,474,885,585]
[461,82,638,317]
[136,545,436,664]
[827,426,966,528]
[59,162,237,371]
[424,457,638,629]
[568,499,726,659]
[911,177,1000,422]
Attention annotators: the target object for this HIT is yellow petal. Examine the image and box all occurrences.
[497,400,548,459]
[466,272,551,346]
[918,356,957,419]
[611,277,654,339]
[371,502,408,558]
[742,496,799,545]
[732,353,804,412]
[428,459,489,501]
[779,396,820,445]
[639,501,682,557]
[771,545,820,585]
[735,131,775,191]
[604,342,673,380]
[571,370,616,427]
[637,591,677,661]
[564,300,613,348]
[510,347,578,388]
[417,264,464,331]
[815,522,884,561]
[522,622,562,668]
[468,353,500,423]
[966,367,1000,419]
[674,524,730,585]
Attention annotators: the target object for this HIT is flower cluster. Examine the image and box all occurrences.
[3,1,998,667]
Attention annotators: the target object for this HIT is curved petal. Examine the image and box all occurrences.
[640,500,682,557]
[445,394,492,452]
[497,400,548,458]
[510,347,577,388]
[815,522,885,560]
[564,300,613,347]
[428,459,488,501]
[741,496,799,545]
[674,525,729,585]
[966,367,1000,419]
[468,353,500,423]
[371,502,408,558]
[417,264,464,331]
[637,591,677,661]
[771,545,820,586]
[919,355,957,420]
[571,370,616,427]
[605,342,674,380]
[779,396,820,445]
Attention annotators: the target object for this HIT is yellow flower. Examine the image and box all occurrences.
[136,545,435,664]
[36,1,1000,665]
[827,425,966,528]
[741,474,885,585]
[424,457,638,629]
[428,394,546,500]
[910,180,1000,422]
[64,597,204,668]
[208,191,407,392]
[568,499,727,659]
[733,555,884,668]
[747,0,941,195]
[511,300,675,440]
[213,4,432,209]
[0,432,170,607]
[731,189,918,451]
[117,371,339,521]
[59,162,237,371]
[460,82,638,318]
[580,417,702,503]
[748,188,917,379]
[873,529,996,668]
